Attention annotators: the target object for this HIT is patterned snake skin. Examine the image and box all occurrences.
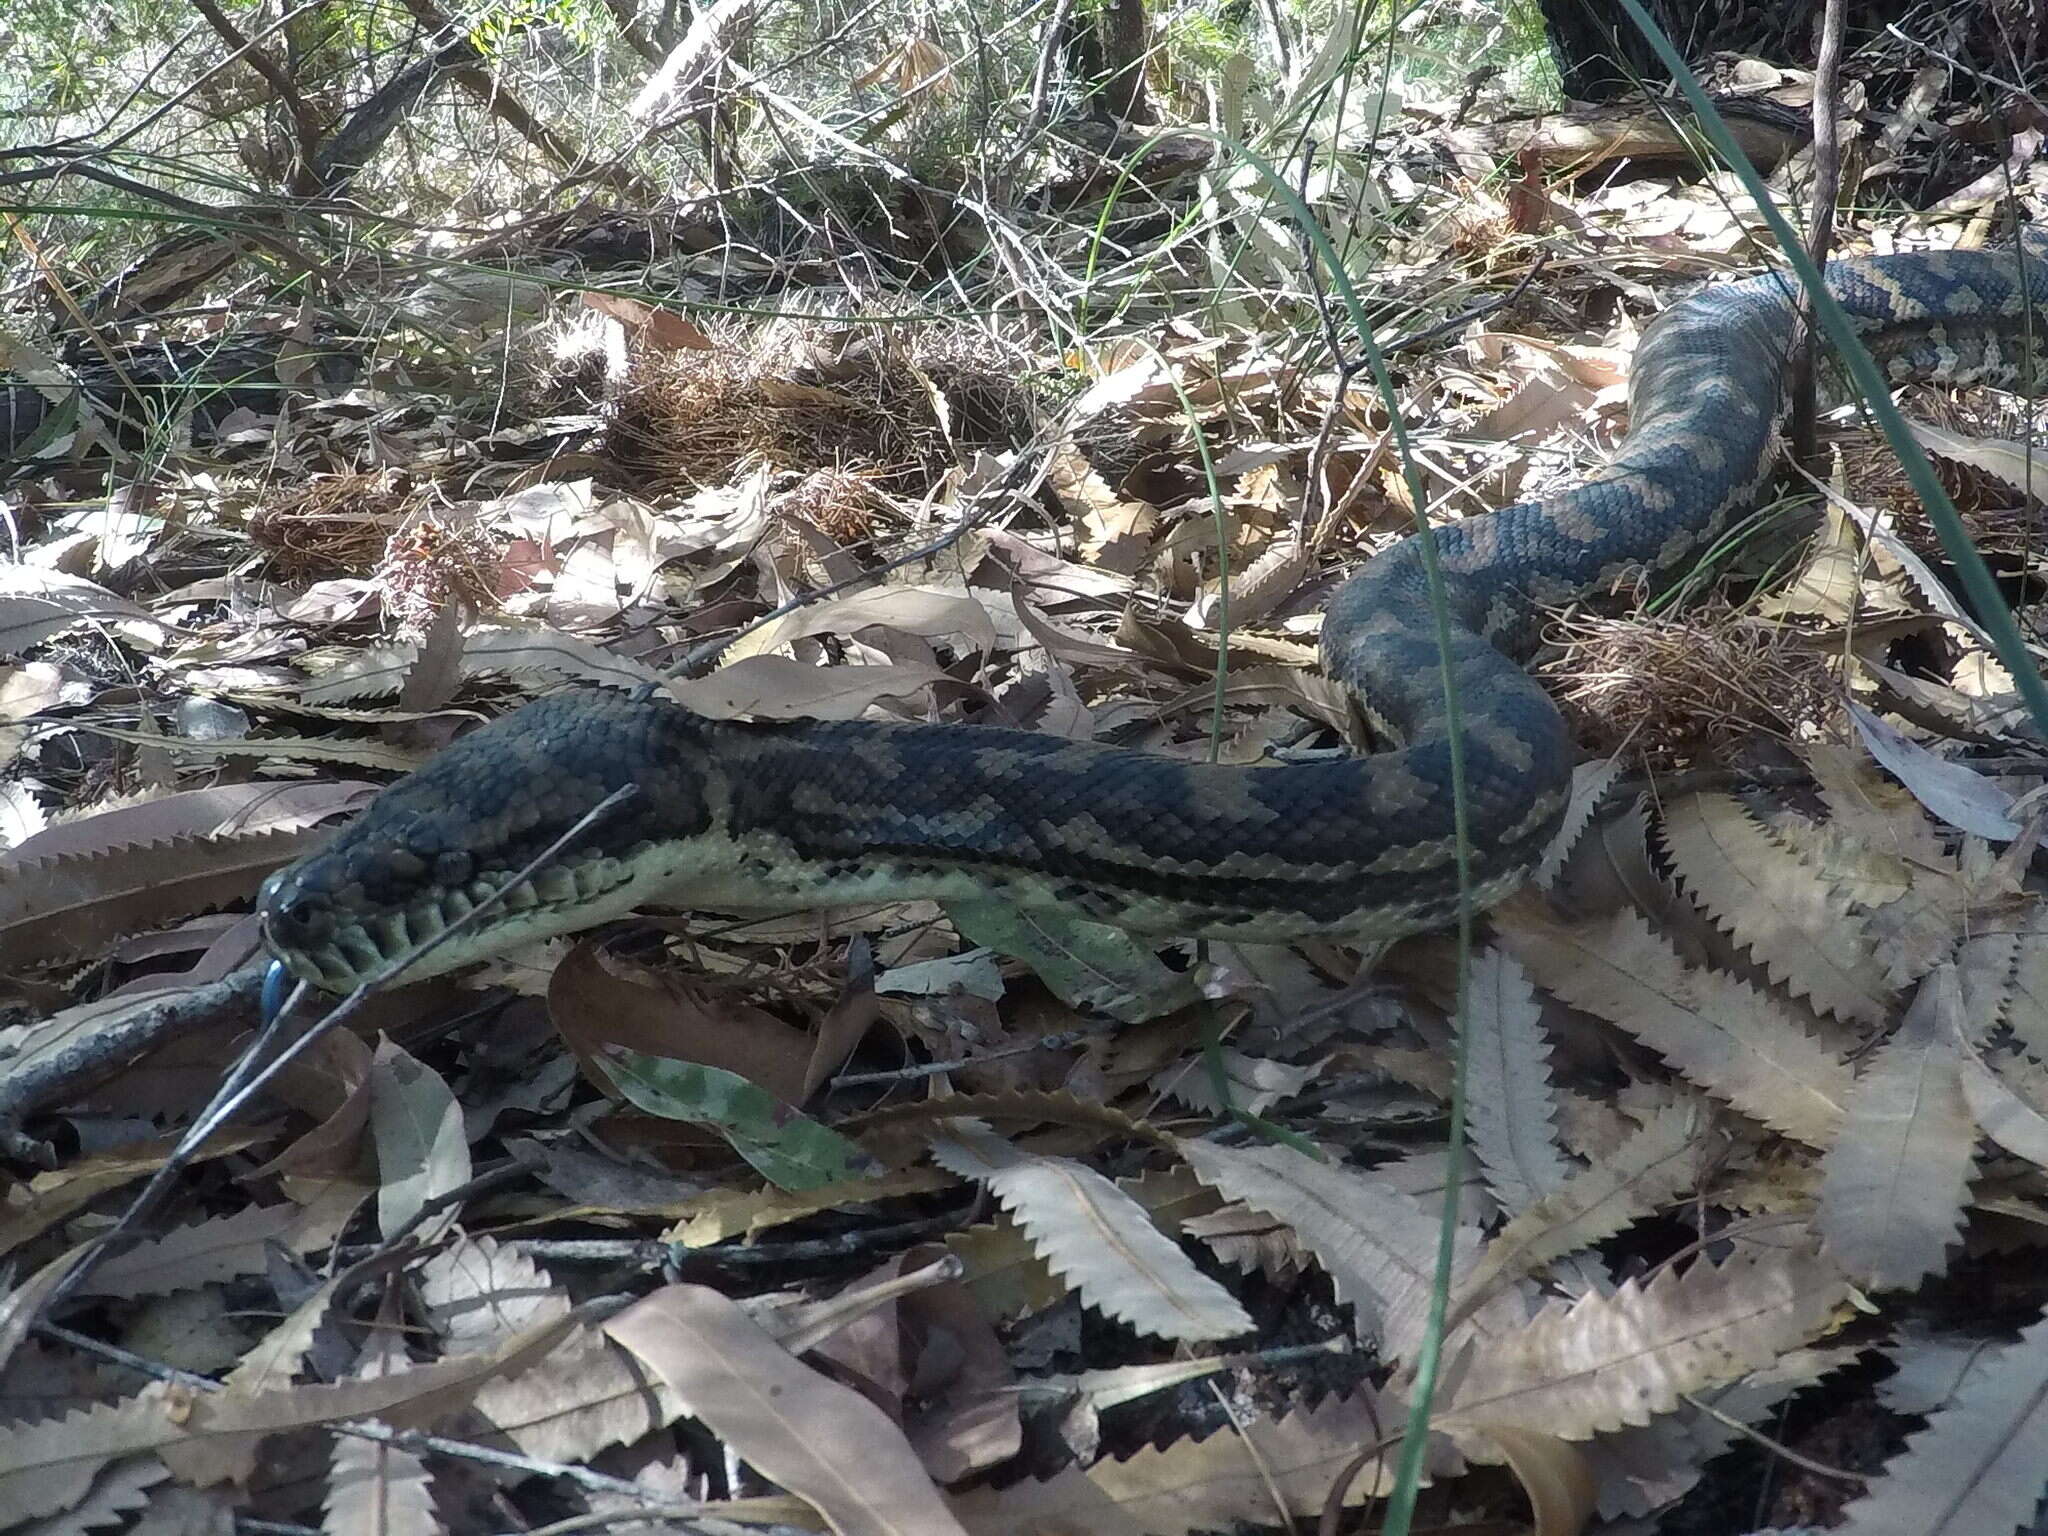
[261,235,2048,991]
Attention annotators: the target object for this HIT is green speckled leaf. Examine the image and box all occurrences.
[602,1048,880,1192]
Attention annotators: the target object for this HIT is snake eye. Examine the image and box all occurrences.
[267,890,331,940]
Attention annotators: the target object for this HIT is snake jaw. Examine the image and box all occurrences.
[262,833,659,991]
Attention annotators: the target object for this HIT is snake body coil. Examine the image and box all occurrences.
[263,236,2048,991]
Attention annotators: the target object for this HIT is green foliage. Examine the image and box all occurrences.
[469,0,608,58]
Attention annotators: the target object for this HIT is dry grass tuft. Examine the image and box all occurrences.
[603,347,930,487]
[603,318,1039,492]
[1829,393,2048,559]
[773,467,902,544]
[1542,602,1841,765]
[249,469,420,579]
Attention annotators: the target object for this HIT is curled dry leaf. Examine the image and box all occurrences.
[1908,417,2048,500]
[1474,1424,1597,1536]
[548,941,813,1106]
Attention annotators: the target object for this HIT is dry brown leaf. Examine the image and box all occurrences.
[1848,700,2023,841]
[467,1322,680,1464]
[1184,1201,1306,1281]
[0,827,325,971]
[549,942,813,1107]
[1149,1047,1323,1118]
[1909,418,2048,500]
[1474,1424,1597,1536]
[301,624,667,702]
[222,1269,348,1399]
[1435,1239,1848,1442]
[70,1193,359,1299]
[62,721,426,772]
[581,289,714,350]
[932,1125,1251,1342]
[1461,947,1573,1213]
[1660,793,1891,1026]
[603,1283,969,1536]
[417,1235,570,1350]
[1498,906,1852,1148]
[1756,503,1876,623]
[0,1129,266,1261]
[1832,1301,2048,1535]
[1177,1137,1519,1358]
[419,1236,684,1466]
[1186,533,1309,629]
[725,585,998,665]
[947,1390,1431,1535]
[252,1025,375,1182]
[667,1166,958,1247]
[890,1245,1022,1482]
[1586,1345,1855,1518]
[0,568,162,656]
[0,1309,577,1525]
[943,1215,1068,1322]
[1803,740,1953,870]
[367,1038,470,1242]
[0,780,374,867]
[1455,1100,1700,1312]
[1533,756,1626,889]
[323,1312,439,1536]
[1962,1052,2048,1169]
[1985,912,2048,1060]
[669,654,946,719]
[1818,966,1976,1291]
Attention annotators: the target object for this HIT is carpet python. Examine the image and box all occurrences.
[261,233,2048,992]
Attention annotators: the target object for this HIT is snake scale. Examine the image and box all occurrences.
[262,234,2048,992]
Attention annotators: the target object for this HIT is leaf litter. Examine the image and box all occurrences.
[6,36,2048,1536]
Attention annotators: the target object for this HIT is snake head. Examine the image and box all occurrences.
[258,826,488,991]
[259,692,714,991]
